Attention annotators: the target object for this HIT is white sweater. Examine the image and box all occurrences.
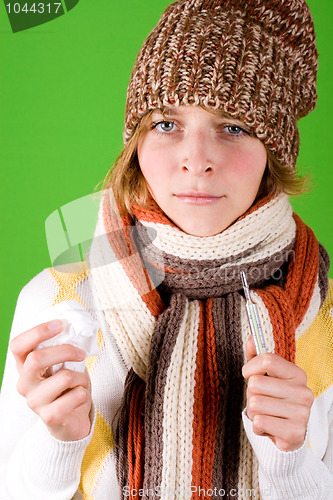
[1,267,333,500]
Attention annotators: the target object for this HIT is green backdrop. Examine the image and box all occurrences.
[0,0,332,384]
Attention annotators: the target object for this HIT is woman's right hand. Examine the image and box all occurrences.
[10,319,92,442]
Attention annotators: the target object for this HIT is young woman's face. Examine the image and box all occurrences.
[137,105,267,237]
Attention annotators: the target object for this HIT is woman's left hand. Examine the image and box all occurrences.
[242,337,314,452]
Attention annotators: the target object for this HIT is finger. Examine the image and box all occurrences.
[247,374,314,403]
[17,345,86,395]
[26,369,90,412]
[252,414,307,452]
[39,386,91,428]
[242,352,306,381]
[245,336,257,362]
[10,320,65,372]
[247,394,311,421]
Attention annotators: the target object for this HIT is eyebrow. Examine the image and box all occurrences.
[152,107,179,117]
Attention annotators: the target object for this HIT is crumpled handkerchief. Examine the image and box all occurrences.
[35,300,100,374]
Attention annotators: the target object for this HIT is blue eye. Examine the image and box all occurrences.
[226,125,246,135]
[153,120,175,133]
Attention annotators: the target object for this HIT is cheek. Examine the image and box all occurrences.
[138,146,170,193]
[227,147,266,185]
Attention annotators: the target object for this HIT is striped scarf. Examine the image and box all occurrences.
[87,190,329,499]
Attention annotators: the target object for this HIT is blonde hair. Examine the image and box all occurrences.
[100,108,310,216]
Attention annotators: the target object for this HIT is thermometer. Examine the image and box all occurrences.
[241,271,267,355]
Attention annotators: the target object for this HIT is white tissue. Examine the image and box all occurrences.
[35,300,100,374]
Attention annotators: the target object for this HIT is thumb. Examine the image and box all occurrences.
[245,336,257,362]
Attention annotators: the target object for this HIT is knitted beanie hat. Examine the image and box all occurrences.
[123,0,318,170]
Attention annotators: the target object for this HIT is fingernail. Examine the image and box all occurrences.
[47,319,63,332]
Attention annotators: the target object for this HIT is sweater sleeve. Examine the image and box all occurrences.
[0,270,95,500]
[242,404,333,500]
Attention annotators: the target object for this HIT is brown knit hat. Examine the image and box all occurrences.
[123,0,318,170]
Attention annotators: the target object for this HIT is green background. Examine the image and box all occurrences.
[0,0,332,384]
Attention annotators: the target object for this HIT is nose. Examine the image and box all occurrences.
[181,130,213,175]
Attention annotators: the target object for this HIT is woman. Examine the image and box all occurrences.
[1,0,332,498]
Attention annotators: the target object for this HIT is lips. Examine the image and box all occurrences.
[174,192,223,205]
[175,192,221,198]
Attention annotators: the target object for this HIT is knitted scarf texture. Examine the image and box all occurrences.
[87,190,329,500]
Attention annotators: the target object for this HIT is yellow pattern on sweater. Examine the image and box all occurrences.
[49,265,88,307]
[79,411,114,500]
[296,279,333,398]
[48,265,114,500]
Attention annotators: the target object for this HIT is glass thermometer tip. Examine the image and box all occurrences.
[240,271,251,301]
[240,271,267,355]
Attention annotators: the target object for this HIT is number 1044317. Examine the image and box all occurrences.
[5,3,62,14]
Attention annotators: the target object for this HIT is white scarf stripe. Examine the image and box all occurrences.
[160,301,190,498]
[175,301,200,500]
[140,194,293,261]
[160,301,200,500]
[89,214,156,380]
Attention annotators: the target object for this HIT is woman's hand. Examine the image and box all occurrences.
[242,337,314,452]
[10,320,92,442]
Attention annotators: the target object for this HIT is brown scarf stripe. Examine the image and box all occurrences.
[139,241,296,300]
[319,244,331,304]
[114,369,139,494]
[210,296,230,495]
[143,293,188,496]
[214,293,245,496]
[162,256,292,296]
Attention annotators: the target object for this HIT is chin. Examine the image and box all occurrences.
[178,221,228,237]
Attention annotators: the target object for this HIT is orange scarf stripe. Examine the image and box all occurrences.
[255,216,319,363]
[127,379,145,498]
[133,388,145,491]
[133,192,276,228]
[142,257,185,275]
[285,214,319,326]
[132,200,179,228]
[201,299,220,488]
[191,300,220,497]
[103,192,165,318]
[256,286,296,362]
